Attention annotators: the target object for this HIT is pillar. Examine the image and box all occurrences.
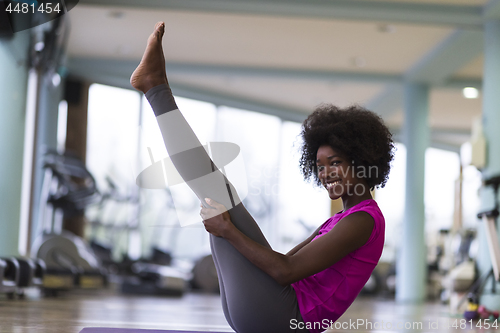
[478,19,500,309]
[28,73,64,252]
[396,82,429,302]
[63,78,90,237]
[0,31,30,256]
[65,79,90,162]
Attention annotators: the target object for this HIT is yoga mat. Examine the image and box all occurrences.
[80,328,228,333]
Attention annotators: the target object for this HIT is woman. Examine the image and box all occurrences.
[131,22,395,333]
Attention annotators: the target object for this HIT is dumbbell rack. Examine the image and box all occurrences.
[0,258,19,299]
[0,257,46,299]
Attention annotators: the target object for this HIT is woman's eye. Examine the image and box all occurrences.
[331,161,341,166]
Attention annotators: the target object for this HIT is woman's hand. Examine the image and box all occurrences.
[200,198,234,238]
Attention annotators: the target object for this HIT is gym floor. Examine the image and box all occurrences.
[0,287,496,333]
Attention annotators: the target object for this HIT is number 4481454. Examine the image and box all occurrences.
[450,319,499,329]
[5,2,61,14]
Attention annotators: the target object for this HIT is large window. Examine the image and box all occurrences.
[376,144,479,263]
[375,143,406,262]
[139,96,218,259]
[86,83,331,260]
[276,121,331,253]
[424,148,461,231]
[86,84,142,259]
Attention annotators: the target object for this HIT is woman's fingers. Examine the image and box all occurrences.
[199,199,232,238]
[200,199,229,233]
[205,198,227,211]
[200,206,223,220]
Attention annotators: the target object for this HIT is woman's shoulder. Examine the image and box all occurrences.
[348,200,385,246]
[322,199,383,234]
[346,199,383,221]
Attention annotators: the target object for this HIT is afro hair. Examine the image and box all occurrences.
[299,104,395,190]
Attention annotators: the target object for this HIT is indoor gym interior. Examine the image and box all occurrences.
[1,0,500,332]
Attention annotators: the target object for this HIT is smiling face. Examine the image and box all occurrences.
[316,144,369,203]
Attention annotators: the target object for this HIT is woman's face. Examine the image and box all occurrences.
[316,144,367,201]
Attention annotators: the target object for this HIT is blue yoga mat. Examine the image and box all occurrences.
[80,329,228,333]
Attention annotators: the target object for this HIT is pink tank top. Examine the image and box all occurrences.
[291,199,385,333]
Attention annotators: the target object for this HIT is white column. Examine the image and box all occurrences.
[396,82,429,302]
[0,31,30,256]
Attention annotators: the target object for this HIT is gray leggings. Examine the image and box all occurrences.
[145,84,308,333]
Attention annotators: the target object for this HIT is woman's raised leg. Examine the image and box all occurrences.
[131,22,307,333]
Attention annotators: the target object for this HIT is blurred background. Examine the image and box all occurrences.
[1,0,500,332]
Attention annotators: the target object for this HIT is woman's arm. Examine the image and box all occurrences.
[201,198,374,286]
[285,225,322,256]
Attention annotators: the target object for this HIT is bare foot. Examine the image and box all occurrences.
[130,22,168,94]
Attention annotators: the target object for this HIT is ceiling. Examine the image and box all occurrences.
[66,0,500,152]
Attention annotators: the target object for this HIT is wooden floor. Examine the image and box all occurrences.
[0,287,497,333]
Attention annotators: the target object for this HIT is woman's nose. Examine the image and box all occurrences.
[318,167,330,180]
[324,166,337,180]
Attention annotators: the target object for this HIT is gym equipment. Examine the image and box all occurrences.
[87,175,188,296]
[477,176,500,282]
[463,293,479,320]
[477,305,500,320]
[0,258,19,299]
[464,311,479,320]
[119,200,189,297]
[446,260,475,292]
[87,176,138,276]
[458,175,500,309]
[120,262,187,297]
[31,151,105,295]
[15,258,46,297]
[191,254,219,293]
[360,270,381,295]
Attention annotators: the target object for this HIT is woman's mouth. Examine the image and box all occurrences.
[325,179,341,190]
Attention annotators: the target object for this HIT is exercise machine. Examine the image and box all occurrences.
[191,254,219,293]
[31,151,105,295]
[87,175,188,296]
[473,176,500,292]
[458,175,500,309]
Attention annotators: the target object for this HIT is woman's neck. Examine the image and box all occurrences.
[341,191,373,212]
